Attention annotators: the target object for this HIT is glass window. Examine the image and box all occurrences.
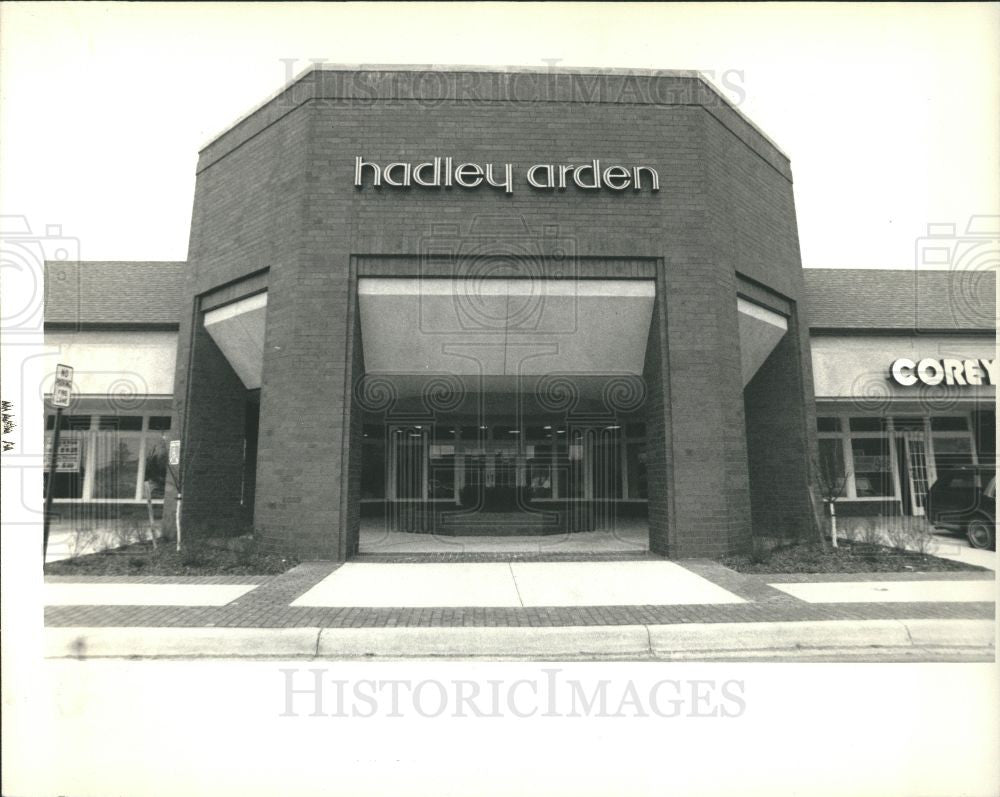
[361,442,386,500]
[851,438,893,497]
[932,436,975,474]
[459,425,485,442]
[625,422,646,438]
[626,440,648,499]
[592,434,622,500]
[561,431,587,499]
[91,434,141,499]
[816,417,841,433]
[47,414,91,431]
[945,473,976,489]
[931,416,968,432]
[142,436,169,499]
[849,417,883,433]
[432,425,458,443]
[429,444,456,499]
[148,416,172,431]
[43,433,87,499]
[362,424,384,440]
[817,438,847,497]
[394,435,424,500]
[527,445,554,499]
[98,415,143,431]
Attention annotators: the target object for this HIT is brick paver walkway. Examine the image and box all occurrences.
[44,556,996,629]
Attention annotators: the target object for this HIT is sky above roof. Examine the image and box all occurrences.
[1,3,998,268]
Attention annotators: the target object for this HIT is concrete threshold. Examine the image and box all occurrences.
[45,619,995,661]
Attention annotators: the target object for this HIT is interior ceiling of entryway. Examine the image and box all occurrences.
[358,278,657,377]
[203,292,267,389]
[200,282,788,394]
[737,297,788,386]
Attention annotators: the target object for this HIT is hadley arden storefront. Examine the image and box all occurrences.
[161,66,819,560]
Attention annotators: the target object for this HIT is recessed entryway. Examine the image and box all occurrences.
[359,518,649,554]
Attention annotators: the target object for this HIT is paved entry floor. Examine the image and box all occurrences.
[290,561,746,608]
[358,518,649,555]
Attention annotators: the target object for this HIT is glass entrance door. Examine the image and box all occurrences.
[901,432,931,516]
[389,426,427,501]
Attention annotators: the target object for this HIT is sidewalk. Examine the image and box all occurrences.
[44,554,997,661]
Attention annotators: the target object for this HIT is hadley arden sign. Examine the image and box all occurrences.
[354,157,659,195]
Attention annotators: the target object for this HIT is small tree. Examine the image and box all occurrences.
[814,443,850,548]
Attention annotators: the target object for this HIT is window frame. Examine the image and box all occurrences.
[44,413,174,504]
[815,411,978,506]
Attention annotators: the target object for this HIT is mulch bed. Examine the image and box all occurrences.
[45,540,298,577]
[721,540,986,574]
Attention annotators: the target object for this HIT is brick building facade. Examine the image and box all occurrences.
[156,66,817,559]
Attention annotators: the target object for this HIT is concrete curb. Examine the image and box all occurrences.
[317,625,651,658]
[45,618,995,660]
[46,627,320,659]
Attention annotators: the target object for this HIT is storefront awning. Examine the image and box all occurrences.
[358,278,656,377]
[737,297,788,386]
[203,292,267,389]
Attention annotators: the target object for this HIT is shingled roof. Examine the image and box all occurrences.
[44,261,187,325]
[803,268,996,332]
[43,262,996,333]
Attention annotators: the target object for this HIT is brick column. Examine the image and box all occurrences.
[655,269,754,558]
[643,294,674,555]
[176,316,249,540]
[743,309,819,541]
[252,258,363,560]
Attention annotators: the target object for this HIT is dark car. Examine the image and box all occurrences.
[926,465,996,550]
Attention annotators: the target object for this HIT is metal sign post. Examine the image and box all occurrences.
[168,440,182,552]
[43,364,74,560]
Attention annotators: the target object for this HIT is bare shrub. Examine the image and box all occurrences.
[109,516,142,550]
[68,524,102,559]
[857,520,885,548]
[909,520,938,556]
[750,536,778,564]
[883,517,916,551]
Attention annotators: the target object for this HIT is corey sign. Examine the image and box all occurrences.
[890,358,997,387]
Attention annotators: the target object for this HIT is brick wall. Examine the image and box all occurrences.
[173,67,814,559]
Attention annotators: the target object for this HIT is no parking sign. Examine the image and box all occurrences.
[52,363,74,408]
